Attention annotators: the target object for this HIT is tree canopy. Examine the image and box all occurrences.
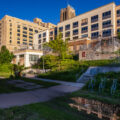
[45,33,69,60]
[0,46,14,64]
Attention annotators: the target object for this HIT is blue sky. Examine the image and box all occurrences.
[0,0,119,25]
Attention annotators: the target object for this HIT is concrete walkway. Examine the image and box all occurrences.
[0,84,84,109]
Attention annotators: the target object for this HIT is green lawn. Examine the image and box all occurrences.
[0,78,59,94]
[21,77,60,88]
[0,79,26,94]
[0,64,13,78]
[0,95,102,120]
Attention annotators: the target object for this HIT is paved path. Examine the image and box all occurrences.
[0,84,84,109]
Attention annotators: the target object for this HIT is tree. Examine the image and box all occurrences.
[0,46,14,64]
[45,33,69,60]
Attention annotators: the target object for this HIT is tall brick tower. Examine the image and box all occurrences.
[60,5,76,22]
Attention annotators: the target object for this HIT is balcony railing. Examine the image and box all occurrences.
[91,27,98,31]
[102,15,111,20]
[91,19,98,23]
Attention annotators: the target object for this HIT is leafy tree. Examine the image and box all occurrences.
[0,46,14,64]
[45,33,69,60]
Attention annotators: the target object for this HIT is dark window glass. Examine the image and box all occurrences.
[17,33,20,36]
[91,23,98,31]
[29,36,33,39]
[102,29,111,37]
[23,42,27,45]
[65,24,70,30]
[50,31,53,36]
[73,22,78,28]
[117,29,120,33]
[73,29,78,35]
[23,31,27,34]
[35,30,38,33]
[39,34,41,38]
[43,33,46,37]
[43,38,46,42]
[23,35,27,37]
[117,10,120,15]
[29,28,33,32]
[117,19,120,26]
[17,25,20,28]
[23,39,27,41]
[17,29,20,32]
[17,41,20,44]
[81,26,88,33]
[91,15,98,22]
[65,31,70,37]
[29,33,33,35]
[102,11,111,19]
[59,27,63,32]
[23,27,27,30]
[39,40,41,44]
[102,20,111,28]
[91,32,99,38]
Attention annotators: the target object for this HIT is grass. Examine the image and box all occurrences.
[38,59,117,82]
[0,95,102,120]
[0,78,59,94]
[0,79,26,94]
[21,77,60,88]
[0,64,13,78]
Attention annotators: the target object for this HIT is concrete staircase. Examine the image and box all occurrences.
[77,66,120,83]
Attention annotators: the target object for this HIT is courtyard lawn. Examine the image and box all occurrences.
[0,78,59,94]
[21,77,60,88]
[0,96,102,120]
[0,79,26,94]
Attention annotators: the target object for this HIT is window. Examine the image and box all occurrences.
[29,36,33,39]
[17,25,20,28]
[10,23,12,27]
[91,15,98,23]
[117,29,120,33]
[29,40,33,42]
[43,38,46,42]
[65,24,70,30]
[43,33,46,37]
[102,11,111,19]
[91,32,99,39]
[17,41,20,44]
[102,20,111,28]
[23,35,27,38]
[91,23,98,31]
[117,10,120,17]
[23,31,27,34]
[39,34,41,38]
[17,29,20,32]
[39,40,41,44]
[73,36,78,40]
[10,32,12,35]
[29,55,39,62]
[29,43,33,46]
[102,29,111,37]
[81,18,88,26]
[81,34,88,38]
[17,33,20,36]
[17,37,20,40]
[73,22,78,28]
[50,31,53,36]
[65,31,70,37]
[23,39,27,41]
[81,26,88,33]
[73,29,78,35]
[35,30,38,33]
[29,28,33,32]
[117,19,120,26]
[59,27,63,32]
[23,27,27,30]
[23,42,27,45]
[29,33,33,35]
[50,37,53,41]
[9,40,12,43]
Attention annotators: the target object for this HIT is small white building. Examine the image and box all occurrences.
[13,49,43,67]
